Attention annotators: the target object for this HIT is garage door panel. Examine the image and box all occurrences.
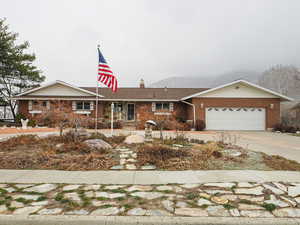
[205,107,265,130]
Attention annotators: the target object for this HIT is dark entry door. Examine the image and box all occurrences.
[127,103,135,121]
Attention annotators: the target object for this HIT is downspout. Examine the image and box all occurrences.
[181,100,196,130]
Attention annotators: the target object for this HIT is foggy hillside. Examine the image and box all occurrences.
[150,70,261,88]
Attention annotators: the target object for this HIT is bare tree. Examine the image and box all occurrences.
[259,65,300,96]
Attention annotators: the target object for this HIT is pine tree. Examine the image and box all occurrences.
[0,18,45,119]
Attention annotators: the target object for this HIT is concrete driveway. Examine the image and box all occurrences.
[188,131,300,163]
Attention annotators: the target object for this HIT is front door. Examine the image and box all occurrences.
[127,103,135,121]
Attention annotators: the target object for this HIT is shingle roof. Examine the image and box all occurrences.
[80,87,209,100]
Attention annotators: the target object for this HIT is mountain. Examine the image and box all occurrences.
[150,70,261,88]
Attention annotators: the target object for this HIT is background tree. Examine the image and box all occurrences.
[0,18,44,119]
[258,64,300,96]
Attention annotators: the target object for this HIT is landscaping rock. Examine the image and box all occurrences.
[38,208,63,215]
[83,185,101,191]
[3,187,15,193]
[175,208,209,217]
[207,205,231,217]
[288,185,300,197]
[24,184,57,193]
[204,183,235,188]
[197,198,214,206]
[272,182,288,192]
[264,195,289,207]
[64,209,89,215]
[84,139,112,149]
[199,193,211,199]
[0,205,7,213]
[63,184,81,191]
[211,196,228,204]
[13,206,42,215]
[273,208,300,217]
[126,164,137,170]
[180,184,200,189]
[10,201,24,208]
[205,189,232,195]
[176,201,188,208]
[237,182,255,188]
[229,208,240,217]
[240,210,274,218]
[280,196,297,207]
[126,185,153,192]
[162,200,174,212]
[31,201,49,206]
[157,186,173,191]
[146,209,172,216]
[127,208,146,216]
[85,191,94,198]
[13,194,41,201]
[220,194,238,201]
[235,186,264,195]
[14,184,33,189]
[124,135,144,144]
[238,195,264,202]
[262,184,284,195]
[91,207,120,216]
[141,165,156,170]
[238,204,264,210]
[110,165,123,170]
[104,185,125,190]
[130,191,163,200]
[95,192,125,199]
[64,192,81,202]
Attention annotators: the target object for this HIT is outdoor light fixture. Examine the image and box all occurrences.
[270,104,274,109]
[200,103,204,108]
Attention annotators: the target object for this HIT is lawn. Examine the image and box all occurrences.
[0,132,300,171]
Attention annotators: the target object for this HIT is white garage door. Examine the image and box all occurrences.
[205,107,265,130]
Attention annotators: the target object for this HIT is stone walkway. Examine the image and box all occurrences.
[110,147,156,170]
[0,182,300,218]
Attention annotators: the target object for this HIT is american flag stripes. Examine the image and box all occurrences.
[97,48,118,92]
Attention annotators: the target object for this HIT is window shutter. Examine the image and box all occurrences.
[72,101,76,110]
[46,101,50,110]
[152,102,156,112]
[170,103,174,112]
[90,101,94,110]
[28,100,32,110]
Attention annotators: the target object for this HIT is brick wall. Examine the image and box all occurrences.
[188,98,280,129]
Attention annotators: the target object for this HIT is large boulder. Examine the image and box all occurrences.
[84,139,112,149]
[124,135,145,144]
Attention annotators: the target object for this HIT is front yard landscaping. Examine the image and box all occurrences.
[0,132,300,171]
[0,182,299,217]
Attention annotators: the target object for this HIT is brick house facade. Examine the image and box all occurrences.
[13,80,292,130]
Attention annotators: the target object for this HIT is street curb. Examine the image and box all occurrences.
[0,215,299,225]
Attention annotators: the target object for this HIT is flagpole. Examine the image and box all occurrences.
[95,44,100,133]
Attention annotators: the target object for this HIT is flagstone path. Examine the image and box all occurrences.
[110,147,156,170]
[0,182,300,218]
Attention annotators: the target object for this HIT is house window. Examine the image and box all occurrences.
[42,101,47,107]
[156,103,170,111]
[113,103,123,113]
[76,101,91,110]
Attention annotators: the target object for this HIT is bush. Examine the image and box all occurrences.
[15,113,26,124]
[28,119,37,127]
[195,120,206,131]
[273,123,299,133]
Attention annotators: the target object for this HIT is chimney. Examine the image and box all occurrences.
[140,78,145,88]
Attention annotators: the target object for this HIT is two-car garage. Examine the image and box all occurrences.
[205,107,266,131]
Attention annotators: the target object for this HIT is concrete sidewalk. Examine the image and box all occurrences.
[0,215,299,225]
[1,169,300,184]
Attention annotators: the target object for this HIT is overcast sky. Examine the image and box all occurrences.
[1,0,300,87]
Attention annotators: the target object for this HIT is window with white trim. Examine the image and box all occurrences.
[76,101,91,110]
[155,102,170,111]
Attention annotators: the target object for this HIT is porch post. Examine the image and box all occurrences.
[111,102,114,136]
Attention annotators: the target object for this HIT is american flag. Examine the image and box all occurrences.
[97,48,118,92]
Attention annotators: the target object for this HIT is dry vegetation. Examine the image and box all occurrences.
[0,133,123,170]
[136,140,300,171]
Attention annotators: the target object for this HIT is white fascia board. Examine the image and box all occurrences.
[181,79,294,101]
[11,97,179,102]
[16,80,103,97]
